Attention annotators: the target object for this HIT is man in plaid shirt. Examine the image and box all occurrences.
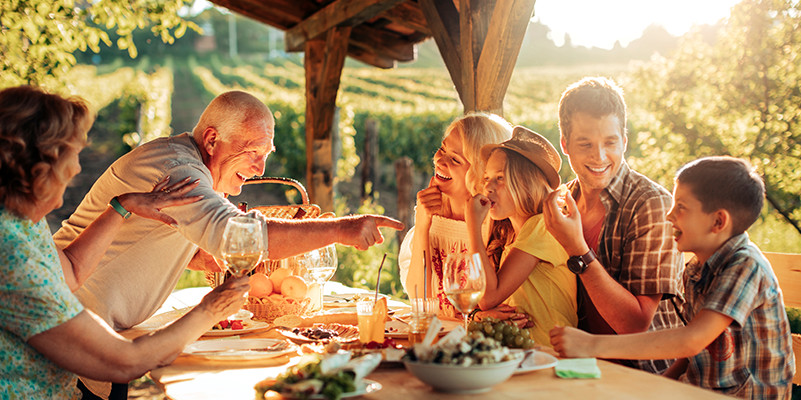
[549,157,794,398]
[542,77,684,374]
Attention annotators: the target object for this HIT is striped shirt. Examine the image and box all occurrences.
[681,234,794,399]
[570,161,685,374]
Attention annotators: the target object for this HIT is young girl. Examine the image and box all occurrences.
[466,126,577,346]
[399,112,512,318]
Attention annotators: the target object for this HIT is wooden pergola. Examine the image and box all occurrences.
[208,0,537,211]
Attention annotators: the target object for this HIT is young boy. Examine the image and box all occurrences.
[549,156,795,399]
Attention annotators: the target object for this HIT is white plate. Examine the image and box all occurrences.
[513,350,558,374]
[133,307,270,337]
[202,319,272,337]
[182,338,294,360]
[281,379,382,399]
[384,319,411,338]
[383,318,458,338]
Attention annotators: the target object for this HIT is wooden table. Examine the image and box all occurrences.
[136,288,731,400]
[148,352,731,400]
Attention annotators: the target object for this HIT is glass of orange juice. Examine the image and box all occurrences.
[357,300,385,343]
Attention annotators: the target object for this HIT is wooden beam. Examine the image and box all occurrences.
[474,0,536,113]
[349,25,416,61]
[347,45,397,68]
[286,0,405,52]
[305,26,352,212]
[380,1,432,36]
[420,0,535,115]
[210,0,312,29]
[419,0,465,103]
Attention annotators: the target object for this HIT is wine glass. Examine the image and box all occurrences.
[220,216,264,278]
[305,245,337,311]
[443,252,486,331]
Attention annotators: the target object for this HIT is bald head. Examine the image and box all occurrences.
[193,91,274,142]
[193,91,276,195]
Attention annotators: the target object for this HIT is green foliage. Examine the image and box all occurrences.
[176,270,208,290]
[627,0,801,240]
[788,307,801,334]
[0,0,197,86]
[333,195,404,298]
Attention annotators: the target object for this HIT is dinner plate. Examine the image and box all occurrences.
[202,319,272,337]
[384,318,457,338]
[513,350,558,374]
[280,379,382,399]
[384,319,411,338]
[133,307,192,331]
[182,338,295,360]
[133,307,270,337]
[279,323,360,344]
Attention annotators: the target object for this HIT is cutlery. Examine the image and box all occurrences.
[190,341,289,355]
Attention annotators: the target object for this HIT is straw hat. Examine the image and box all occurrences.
[480,126,561,189]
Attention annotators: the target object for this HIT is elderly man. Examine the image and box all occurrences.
[54,91,402,398]
[543,77,684,374]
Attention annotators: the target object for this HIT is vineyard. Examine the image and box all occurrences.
[51,55,799,296]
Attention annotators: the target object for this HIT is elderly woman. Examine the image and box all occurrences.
[0,85,249,399]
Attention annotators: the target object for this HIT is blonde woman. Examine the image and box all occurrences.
[399,113,514,318]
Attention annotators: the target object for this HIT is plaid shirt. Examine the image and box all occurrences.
[570,161,685,374]
[681,234,794,399]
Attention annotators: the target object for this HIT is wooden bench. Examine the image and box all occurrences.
[764,251,801,385]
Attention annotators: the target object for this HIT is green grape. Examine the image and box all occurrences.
[483,322,494,336]
[513,335,525,347]
[468,320,482,332]
[494,332,504,342]
[493,322,505,333]
[523,339,537,349]
[502,324,514,336]
[509,325,520,336]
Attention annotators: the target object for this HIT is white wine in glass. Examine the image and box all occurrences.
[443,252,486,331]
[221,216,264,277]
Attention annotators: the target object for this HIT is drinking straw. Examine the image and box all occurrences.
[422,250,427,312]
[375,253,387,304]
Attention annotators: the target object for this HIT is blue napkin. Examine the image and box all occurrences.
[554,358,601,379]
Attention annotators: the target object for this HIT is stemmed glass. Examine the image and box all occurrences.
[304,245,338,312]
[220,216,264,278]
[443,252,486,331]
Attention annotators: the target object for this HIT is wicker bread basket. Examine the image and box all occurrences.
[204,177,329,321]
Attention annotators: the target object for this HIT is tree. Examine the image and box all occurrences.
[628,0,801,235]
[0,0,197,87]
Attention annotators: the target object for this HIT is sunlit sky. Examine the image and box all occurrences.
[194,0,742,50]
[534,0,742,49]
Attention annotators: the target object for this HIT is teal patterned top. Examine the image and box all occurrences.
[0,208,83,399]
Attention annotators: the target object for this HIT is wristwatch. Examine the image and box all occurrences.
[567,249,597,275]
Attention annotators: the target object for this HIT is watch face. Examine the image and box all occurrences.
[567,256,585,274]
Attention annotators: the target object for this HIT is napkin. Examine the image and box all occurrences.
[554,358,601,379]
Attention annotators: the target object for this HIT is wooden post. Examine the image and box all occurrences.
[331,106,341,200]
[395,156,413,243]
[419,0,536,115]
[361,117,380,200]
[304,26,351,212]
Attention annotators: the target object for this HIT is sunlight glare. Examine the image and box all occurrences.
[534,0,741,49]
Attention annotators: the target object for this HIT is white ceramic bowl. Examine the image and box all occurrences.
[403,356,523,394]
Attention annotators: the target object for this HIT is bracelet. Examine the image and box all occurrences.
[468,307,481,322]
[109,196,131,219]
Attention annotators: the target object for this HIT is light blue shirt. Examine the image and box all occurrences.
[0,208,83,399]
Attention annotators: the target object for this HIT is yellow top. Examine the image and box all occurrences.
[503,214,578,346]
